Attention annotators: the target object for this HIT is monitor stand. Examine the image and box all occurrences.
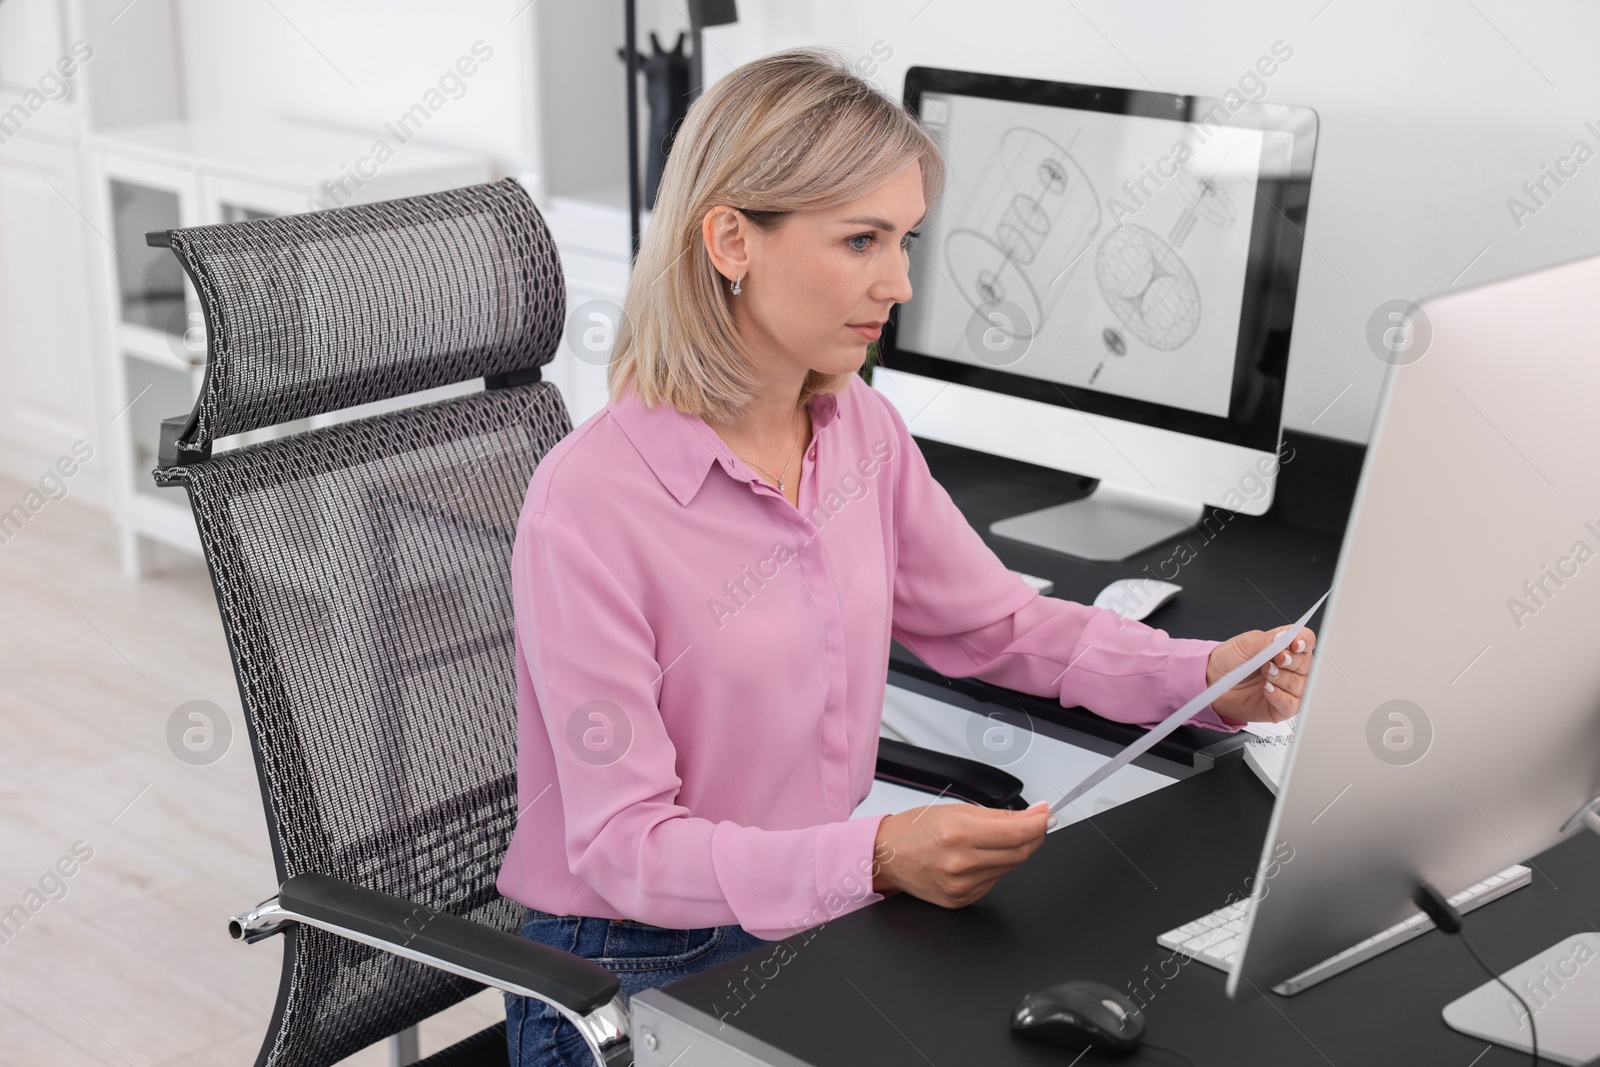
[1443,933,1600,1065]
[1442,799,1600,1066]
[989,480,1203,562]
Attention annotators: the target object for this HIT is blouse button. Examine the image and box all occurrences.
[808,446,817,460]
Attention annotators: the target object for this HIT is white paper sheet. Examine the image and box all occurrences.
[1050,589,1331,816]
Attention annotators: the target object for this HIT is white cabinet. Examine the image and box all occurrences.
[0,0,104,506]
[88,119,492,576]
[0,0,683,571]
[0,133,102,502]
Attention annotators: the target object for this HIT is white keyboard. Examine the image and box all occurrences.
[1157,864,1532,995]
[1010,570,1054,595]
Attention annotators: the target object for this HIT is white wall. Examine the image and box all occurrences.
[172,0,685,203]
[167,0,1600,445]
[79,0,185,129]
[696,0,1600,445]
[175,0,539,182]
[526,0,688,204]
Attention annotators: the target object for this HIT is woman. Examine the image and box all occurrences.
[497,47,1315,1065]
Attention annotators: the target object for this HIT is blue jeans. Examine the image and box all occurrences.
[505,908,770,1066]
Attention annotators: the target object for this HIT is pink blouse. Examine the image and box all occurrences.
[496,372,1237,940]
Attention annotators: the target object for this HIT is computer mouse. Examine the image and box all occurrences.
[1011,979,1145,1054]
[1094,577,1182,621]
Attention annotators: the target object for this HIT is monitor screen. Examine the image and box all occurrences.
[885,69,1317,452]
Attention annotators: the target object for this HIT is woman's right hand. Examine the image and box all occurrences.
[871,801,1053,908]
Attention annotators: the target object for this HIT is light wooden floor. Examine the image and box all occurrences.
[0,472,504,1066]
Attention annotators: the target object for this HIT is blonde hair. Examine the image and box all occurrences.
[605,46,945,423]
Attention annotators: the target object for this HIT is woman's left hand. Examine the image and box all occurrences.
[1207,624,1317,725]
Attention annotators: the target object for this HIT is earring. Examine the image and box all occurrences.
[731,275,742,296]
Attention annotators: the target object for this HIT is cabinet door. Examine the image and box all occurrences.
[0,134,99,492]
[201,172,309,224]
[0,0,84,143]
[101,154,200,351]
[92,150,205,568]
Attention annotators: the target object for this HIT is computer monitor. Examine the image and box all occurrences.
[875,66,1318,561]
[1227,250,1600,1004]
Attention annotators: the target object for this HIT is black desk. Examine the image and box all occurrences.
[625,430,1600,1065]
[634,757,1600,1065]
[887,428,1363,778]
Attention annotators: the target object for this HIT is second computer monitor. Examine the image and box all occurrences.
[876,64,1317,560]
[1228,249,1600,998]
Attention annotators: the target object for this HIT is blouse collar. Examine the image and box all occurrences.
[610,384,844,507]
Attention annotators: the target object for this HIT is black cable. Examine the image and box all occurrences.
[1457,927,1538,1067]
[1414,882,1538,1067]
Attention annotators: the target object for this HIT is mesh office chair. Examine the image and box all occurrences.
[147,177,1026,1067]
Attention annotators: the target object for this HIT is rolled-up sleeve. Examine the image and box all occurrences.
[511,509,887,939]
[877,395,1240,733]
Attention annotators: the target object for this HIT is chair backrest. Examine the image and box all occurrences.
[152,178,570,1067]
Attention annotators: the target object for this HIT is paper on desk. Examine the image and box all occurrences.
[1049,589,1330,817]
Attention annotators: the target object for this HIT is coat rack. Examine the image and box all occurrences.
[621,0,738,263]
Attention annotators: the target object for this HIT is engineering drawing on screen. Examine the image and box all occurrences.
[1095,225,1200,353]
[902,93,1264,421]
[941,127,1102,342]
[938,126,1244,381]
[1089,162,1239,381]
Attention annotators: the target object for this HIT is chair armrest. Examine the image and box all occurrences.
[874,737,1027,810]
[233,873,630,1064]
[237,872,619,1013]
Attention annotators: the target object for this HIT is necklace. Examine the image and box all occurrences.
[735,403,805,496]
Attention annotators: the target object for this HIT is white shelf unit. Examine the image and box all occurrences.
[89,118,492,577]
